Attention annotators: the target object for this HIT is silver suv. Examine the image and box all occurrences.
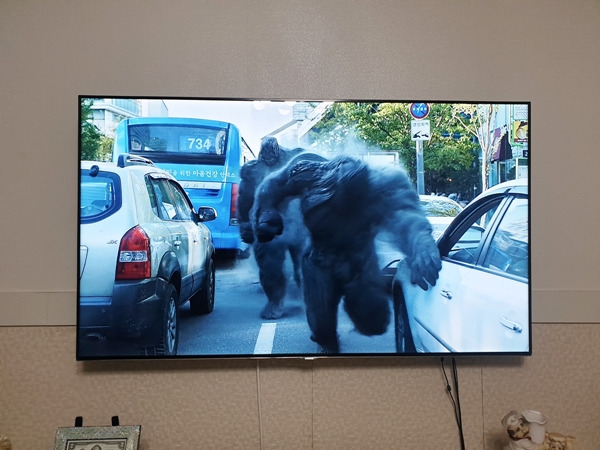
[79,155,217,357]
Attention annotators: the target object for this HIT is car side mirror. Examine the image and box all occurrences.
[195,206,217,223]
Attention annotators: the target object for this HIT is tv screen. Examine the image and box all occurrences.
[78,96,531,359]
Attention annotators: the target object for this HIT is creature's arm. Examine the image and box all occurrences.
[375,170,442,290]
[237,161,261,243]
[252,155,326,242]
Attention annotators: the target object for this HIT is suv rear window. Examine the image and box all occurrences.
[80,169,121,223]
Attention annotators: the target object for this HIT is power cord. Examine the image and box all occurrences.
[256,360,264,450]
[441,357,465,450]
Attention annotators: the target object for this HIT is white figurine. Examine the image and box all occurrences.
[501,411,548,450]
[0,434,12,450]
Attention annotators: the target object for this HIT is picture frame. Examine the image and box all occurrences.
[53,425,141,450]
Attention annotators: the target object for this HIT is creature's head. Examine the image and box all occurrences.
[326,156,371,201]
[294,155,370,212]
[259,136,281,167]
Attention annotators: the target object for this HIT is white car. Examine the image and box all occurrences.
[377,195,463,278]
[392,179,529,354]
[79,155,217,357]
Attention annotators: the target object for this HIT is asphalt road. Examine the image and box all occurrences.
[78,249,397,359]
[177,250,396,357]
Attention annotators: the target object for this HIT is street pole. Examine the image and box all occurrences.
[409,103,430,195]
[416,140,424,195]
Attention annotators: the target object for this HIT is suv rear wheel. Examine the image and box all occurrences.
[189,258,215,315]
[153,283,179,356]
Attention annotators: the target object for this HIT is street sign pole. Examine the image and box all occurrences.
[416,140,424,195]
[410,103,430,196]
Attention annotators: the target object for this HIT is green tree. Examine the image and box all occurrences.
[310,102,480,200]
[451,104,502,191]
[80,98,103,161]
[98,135,114,162]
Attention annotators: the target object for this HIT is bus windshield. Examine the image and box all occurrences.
[127,124,229,165]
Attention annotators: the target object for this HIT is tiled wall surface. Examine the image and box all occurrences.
[1,324,598,449]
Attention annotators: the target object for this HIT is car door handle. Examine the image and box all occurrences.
[440,289,452,300]
[500,316,523,333]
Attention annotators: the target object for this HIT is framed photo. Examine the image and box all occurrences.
[53,425,141,450]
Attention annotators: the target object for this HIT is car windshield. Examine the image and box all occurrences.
[420,197,462,217]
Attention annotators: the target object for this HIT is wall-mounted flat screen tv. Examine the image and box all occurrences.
[78,96,531,360]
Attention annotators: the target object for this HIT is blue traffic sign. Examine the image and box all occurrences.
[410,103,430,120]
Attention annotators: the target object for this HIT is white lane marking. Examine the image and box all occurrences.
[254,323,277,354]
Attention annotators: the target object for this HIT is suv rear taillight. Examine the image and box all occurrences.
[229,183,239,225]
[115,226,151,280]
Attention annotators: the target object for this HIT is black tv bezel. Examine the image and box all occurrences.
[77,95,532,361]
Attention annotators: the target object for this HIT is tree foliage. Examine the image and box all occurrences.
[451,104,501,192]
[310,102,480,200]
[80,99,101,160]
[80,98,113,161]
[98,135,114,162]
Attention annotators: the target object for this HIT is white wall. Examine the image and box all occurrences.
[1,0,599,326]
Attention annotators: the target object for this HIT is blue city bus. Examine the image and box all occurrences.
[113,117,255,254]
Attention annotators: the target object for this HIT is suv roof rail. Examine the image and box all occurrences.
[117,154,155,168]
